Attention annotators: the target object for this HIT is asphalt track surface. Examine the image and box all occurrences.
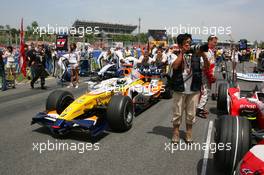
[0,62,260,175]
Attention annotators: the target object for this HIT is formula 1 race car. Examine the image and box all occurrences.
[214,83,264,173]
[96,56,138,80]
[254,51,264,73]
[234,145,264,175]
[31,65,171,137]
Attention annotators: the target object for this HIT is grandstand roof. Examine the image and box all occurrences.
[72,20,137,35]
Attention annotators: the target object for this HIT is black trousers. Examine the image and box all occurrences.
[31,65,45,86]
[0,66,7,90]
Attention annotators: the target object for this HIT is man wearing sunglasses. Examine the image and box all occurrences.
[169,33,209,143]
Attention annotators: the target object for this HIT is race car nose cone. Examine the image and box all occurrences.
[52,119,64,129]
[51,125,60,129]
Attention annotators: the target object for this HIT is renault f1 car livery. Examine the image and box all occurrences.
[31,65,171,137]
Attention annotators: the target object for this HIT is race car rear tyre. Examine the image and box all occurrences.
[214,115,251,173]
[222,72,226,80]
[211,93,217,101]
[217,83,228,115]
[46,90,74,114]
[162,86,173,99]
[107,95,133,132]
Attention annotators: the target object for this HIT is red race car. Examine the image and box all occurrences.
[214,83,264,174]
[234,145,264,175]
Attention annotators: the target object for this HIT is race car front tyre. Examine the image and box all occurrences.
[211,93,217,101]
[214,115,251,173]
[162,86,173,99]
[46,90,74,114]
[233,159,242,175]
[217,83,228,115]
[107,95,133,132]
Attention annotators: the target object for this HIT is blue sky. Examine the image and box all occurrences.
[0,0,263,42]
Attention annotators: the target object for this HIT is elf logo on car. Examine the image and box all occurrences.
[64,107,72,113]
[84,102,92,106]
[73,110,82,114]
[76,99,85,104]
[57,39,66,47]
[96,95,111,105]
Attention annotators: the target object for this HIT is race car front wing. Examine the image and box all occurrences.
[31,112,107,136]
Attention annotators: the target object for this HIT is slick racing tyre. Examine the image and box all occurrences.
[211,93,217,101]
[217,83,228,115]
[46,90,74,114]
[214,115,251,173]
[162,86,173,99]
[233,160,242,175]
[107,95,133,132]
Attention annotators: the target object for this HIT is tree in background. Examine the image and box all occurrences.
[253,40,258,48]
[26,21,39,41]
[259,41,264,49]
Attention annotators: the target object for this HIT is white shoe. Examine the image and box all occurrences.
[67,83,73,88]
[75,83,79,88]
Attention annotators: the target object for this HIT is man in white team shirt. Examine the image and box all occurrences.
[153,47,167,65]
[114,47,124,68]
[196,35,218,118]
[151,45,157,57]
[166,44,178,75]
[124,47,132,58]
[166,44,179,63]
[137,49,154,66]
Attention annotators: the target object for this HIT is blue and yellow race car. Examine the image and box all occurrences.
[31,66,172,137]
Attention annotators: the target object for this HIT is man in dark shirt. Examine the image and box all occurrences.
[26,44,37,79]
[29,44,46,89]
[0,50,7,91]
[170,34,209,143]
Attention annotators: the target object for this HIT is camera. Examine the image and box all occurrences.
[188,44,209,54]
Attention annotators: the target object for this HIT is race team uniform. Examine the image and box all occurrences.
[197,48,215,112]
